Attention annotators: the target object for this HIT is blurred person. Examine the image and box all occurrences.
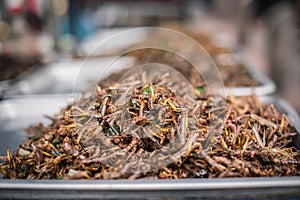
[238,0,300,112]
[25,0,43,33]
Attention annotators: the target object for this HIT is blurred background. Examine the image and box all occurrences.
[0,0,299,112]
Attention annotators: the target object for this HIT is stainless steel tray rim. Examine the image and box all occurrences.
[224,82,276,97]
[0,177,299,190]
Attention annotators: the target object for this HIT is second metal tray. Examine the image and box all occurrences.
[216,53,276,96]
[2,57,135,98]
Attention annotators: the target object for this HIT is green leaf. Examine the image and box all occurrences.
[141,84,151,94]
[52,138,61,147]
[196,85,206,94]
[130,99,140,108]
[108,124,121,136]
[23,164,31,177]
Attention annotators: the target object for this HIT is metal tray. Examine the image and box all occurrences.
[0,94,74,155]
[0,63,41,100]
[79,28,276,97]
[0,95,299,199]
[0,80,10,99]
[216,53,276,96]
[0,54,44,99]
[76,26,276,97]
[2,57,135,97]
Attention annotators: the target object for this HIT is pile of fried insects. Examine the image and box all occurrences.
[0,71,299,180]
[126,48,260,87]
